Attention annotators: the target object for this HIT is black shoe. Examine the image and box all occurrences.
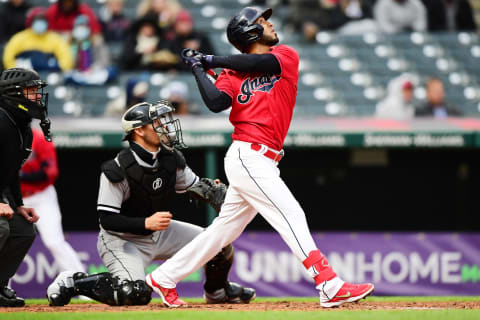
[225,282,256,304]
[204,282,256,304]
[0,287,25,307]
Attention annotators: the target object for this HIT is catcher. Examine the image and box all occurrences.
[46,100,255,307]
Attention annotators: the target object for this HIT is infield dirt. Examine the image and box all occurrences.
[1,300,480,312]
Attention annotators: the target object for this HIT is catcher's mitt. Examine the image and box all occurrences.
[187,178,227,213]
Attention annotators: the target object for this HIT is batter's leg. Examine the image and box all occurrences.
[152,219,254,303]
[232,144,373,306]
[233,150,317,261]
[149,185,257,288]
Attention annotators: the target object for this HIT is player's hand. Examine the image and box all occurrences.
[0,203,14,219]
[145,211,172,231]
[17,206,39,223]
[181,48,203,70]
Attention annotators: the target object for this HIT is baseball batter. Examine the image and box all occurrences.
[46,101,254,307]
[147,7,374,308]
[20,129,86,273]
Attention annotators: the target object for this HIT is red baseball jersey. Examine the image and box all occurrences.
[215,45,299,151]
[20,129,59,196]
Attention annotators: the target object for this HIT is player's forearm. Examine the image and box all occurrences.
[192,67,232,113]
[99,211,150,235]
[210,54,281,74]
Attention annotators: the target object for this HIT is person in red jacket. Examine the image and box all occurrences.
[45,0,101,37]
[20,129,86,274]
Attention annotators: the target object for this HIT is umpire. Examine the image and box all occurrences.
[0,68,51,307]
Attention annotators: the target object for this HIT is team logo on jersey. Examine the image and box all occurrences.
[152,178,163,190]
[237,75,281,104]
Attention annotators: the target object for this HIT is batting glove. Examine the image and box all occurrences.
[181,48,203,70]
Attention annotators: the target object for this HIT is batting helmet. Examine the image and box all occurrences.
[121,100,186,150]
[227,7,272,53]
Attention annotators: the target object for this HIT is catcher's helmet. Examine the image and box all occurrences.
[121,100,186,150]
[0,68,51,141]
[227,7,272,53]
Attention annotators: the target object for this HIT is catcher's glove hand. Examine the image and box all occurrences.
[187,178,227,213]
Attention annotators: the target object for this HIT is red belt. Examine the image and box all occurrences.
[250,143,284,162]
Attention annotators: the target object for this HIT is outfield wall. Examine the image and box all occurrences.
[47,117,480,232]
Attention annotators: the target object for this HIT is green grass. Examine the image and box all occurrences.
[1,297,479,320]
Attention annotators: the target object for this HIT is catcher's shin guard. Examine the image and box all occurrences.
[203,244,256,304]
[204,244,234,293]
[73,273,152,306]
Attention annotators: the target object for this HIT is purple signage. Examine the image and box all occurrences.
[10,232,480,298]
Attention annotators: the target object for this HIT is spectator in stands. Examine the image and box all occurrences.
[415,77,462,118]
[376,73,418,120]
[98,0,131,42]
[105,75,150,116]
[288,0,376,41]
[46,0,102,38]
[63,15,116,85]
[168,10,215,71]
[0,0,31,43]
[162,80,189,115]
[3,7,74,72]
[136,0,182,35]
[120,15,178,71]
[421,0,476,32]
[374,0,427,33]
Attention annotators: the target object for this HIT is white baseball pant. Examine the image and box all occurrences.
[22,185,85,272]
[151,140,319,287]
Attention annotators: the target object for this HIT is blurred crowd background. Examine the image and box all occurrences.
[1,0,480,119]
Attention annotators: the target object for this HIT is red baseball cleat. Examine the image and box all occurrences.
[146,274,187,308]
[320,282,374,308]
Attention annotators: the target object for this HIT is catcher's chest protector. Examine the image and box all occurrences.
[104,148,177,218]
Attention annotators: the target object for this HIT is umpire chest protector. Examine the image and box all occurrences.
[102,148,184,218]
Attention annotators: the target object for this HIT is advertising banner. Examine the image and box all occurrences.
[11,232,480,298]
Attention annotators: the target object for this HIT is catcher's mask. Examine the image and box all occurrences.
[0,68,51,141]
[121,100,186,151]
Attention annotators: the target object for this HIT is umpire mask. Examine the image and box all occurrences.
[0,68,51,141]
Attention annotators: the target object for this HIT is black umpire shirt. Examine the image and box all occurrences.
[0,104,33,208]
